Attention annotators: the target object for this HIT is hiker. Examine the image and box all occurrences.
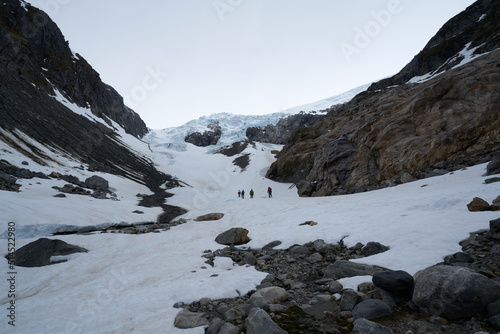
[241,190,245,199]
[250,189,254,198]
[267,187,272,198]
[238,190,241,198]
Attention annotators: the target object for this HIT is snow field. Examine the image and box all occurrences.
[1,137,499,333]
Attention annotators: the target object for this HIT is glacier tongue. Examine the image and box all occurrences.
[145,83,371,147]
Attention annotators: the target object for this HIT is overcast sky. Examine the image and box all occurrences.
[29,0,476,128]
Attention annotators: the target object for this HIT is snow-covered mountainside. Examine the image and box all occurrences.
[145,83,369,147]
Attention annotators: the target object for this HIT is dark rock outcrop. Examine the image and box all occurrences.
[266,0,500,196]
[0,0,147,138]
[368,0,500,91]
[246,112,322,145]
[372,270,414,298]
[215,228,250,245]
[194,213,225,221]
[0,1,186,222]
[267,49,500,196]
[185,122,222,147]
[6,238,88,267]
[412,265,500,320]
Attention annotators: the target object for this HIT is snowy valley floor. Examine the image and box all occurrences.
[1,140,499,333]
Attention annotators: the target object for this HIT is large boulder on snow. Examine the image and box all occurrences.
[486,158,500,175]
[412,265,500,320]
[7,238,88,267]
[84,175,109,192]
[215,228,250,245]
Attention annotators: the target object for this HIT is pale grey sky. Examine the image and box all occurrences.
[29,0,476,128]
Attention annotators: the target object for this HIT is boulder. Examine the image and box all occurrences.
[323,260,388,279]
[360,242,390,257]
[444,252,474,266]
[486,159,500,176]
[352,318,393,334]
[492,196,500,211]
[412,265,500,320]
[467,197,491,211]
[194,213,225,221]
[372,270,414,298]
[250,287,289,304]
[84,175,109,192]
[491,218,500,234]
[245,308,287,334]
[340,289,367,311]
[352,299,392,320]
[218,322,239,334]
[206,318,225,334]
[8,238,88,267]
[215,228,250,245]
[174,310,210,329]
[262,240,282,251]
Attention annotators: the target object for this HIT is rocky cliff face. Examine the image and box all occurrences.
[0,0,179,197]
[185,122,222,146]
[267,48,500,196]
[0,0,147,138]
[369,0,500,91]
[246,112,322,145]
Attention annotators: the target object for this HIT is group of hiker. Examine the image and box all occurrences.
[237,187,272,199]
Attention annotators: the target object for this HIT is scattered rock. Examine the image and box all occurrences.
[262,240,282,251]
[174,310,209,329]
[486,158,500,176]
[7,238,88,267]
[352,318,394,334]
[467,197,492,211]
[251,287,289,304]
[340,289,366,311]
[245,308,287,334]
[84,175,109,192]
[352,299,393,320]
[215,228,250,245]
[53,193,66,198]
[412,265,500,320]
[194,213,224,221]
[485,177,500,184]
[360,242,390,257]
[491,217,500,234]
[132,210,144,214]
[372,270,414,298]
[323,260,388,279]
[492,196,500,211]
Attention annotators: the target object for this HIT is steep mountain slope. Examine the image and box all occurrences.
[369,0,500,91]
[0,0,183,219]
[267,0,500,196]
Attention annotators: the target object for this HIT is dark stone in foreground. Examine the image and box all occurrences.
[352,299,392,320]
[412,265,500,320]
[372,270,414,297]
[7,238,88,267]
[245,308,287,334]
